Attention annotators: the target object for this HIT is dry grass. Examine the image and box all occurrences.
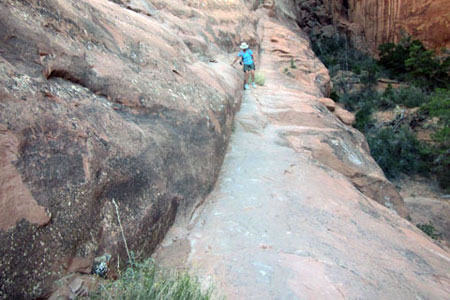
[254,71,265,86]
[90,258,214,300]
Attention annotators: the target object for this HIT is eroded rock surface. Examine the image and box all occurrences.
[0,0,257,297]
[293,0,450,53]
[154,15,449,299]
[341,0,450,53]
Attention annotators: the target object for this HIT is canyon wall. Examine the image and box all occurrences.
[291,0,450,53]
[326,0,450,52]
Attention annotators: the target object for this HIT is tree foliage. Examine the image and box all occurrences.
[378,37,450,89]
[311,32,449,189]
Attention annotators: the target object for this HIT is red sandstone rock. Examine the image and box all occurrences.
[324,0,450,53]
[287,0,449,53]
[335,106,356,125]
[318,97,336,111]
[0,125,51,230]
[0,0,250,297]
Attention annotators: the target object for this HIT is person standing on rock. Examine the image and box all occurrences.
[231,42,256,90]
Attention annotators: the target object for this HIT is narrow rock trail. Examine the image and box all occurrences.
[154,18,450,299]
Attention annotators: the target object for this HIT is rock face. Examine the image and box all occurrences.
[294,0,450,53]
[253,6,407,218]
[0,0,259,298]
[341,0,450,52]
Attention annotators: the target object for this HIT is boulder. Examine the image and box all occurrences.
[317,97,336,111]
[335,106,356,125]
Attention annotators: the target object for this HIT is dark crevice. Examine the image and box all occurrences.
[126,6,152,17]
[172,69,182,76]
[343,0,349,10]
[45,69,113,104]
[342,0,350,18]
[107,0,153,17]
[46,69,84,86]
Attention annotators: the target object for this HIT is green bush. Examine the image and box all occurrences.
[358,60,382,86]
[354,103,375,133]
[338,89,380,112]
[310,32,449,187]
[417,222,442,240]
[381,85,430,108]
[338,89,380,132]
[337,85,430,132]
[378,38,412,75]
[424,88,450,141]
[405,42,439,86]
[432,147,450,190]
[367,126,433,178]
[422,88,450,189]
[394,86,430,107]
[378,84,396,108]
[311,34,381,80]
[378,37,449,89]
[90,259,213,300]
[290,58,297,69]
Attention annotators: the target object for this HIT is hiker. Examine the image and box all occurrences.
[231,42,256,90]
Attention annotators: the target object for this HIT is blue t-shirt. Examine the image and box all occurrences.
[238,49,254,65]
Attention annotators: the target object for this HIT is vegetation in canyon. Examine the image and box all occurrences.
[254,71,266,86]
[416,222,442,240]
[311,34,449,191]
[90,258,212,300]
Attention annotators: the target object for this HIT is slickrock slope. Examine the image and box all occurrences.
[0,0,257,298]
[154,16,450,299]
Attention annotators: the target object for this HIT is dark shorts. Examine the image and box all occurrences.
[243,63,255,72]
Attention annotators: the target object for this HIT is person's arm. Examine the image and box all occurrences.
[231,55,240,66]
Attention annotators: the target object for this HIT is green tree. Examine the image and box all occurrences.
[405,42,439,86]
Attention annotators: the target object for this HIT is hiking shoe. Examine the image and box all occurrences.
[252,82,256,88]
[244,83,249,90]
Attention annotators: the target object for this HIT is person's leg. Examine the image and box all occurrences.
[244,70,249,89]
[248,68,255,87]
